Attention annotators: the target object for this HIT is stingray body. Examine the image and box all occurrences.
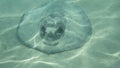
[17,0,92,54]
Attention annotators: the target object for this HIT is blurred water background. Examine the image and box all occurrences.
[0,0,120,68]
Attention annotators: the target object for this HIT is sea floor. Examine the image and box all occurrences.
[0,0,120,68]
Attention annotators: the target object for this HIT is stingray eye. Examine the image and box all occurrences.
[55,27,64,39]
[40,26,46,38]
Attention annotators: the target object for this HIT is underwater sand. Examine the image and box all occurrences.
[0,0,120,68]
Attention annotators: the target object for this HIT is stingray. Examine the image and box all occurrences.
[16,0,92,54]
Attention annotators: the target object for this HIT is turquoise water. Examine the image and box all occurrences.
[0,0,120,68]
